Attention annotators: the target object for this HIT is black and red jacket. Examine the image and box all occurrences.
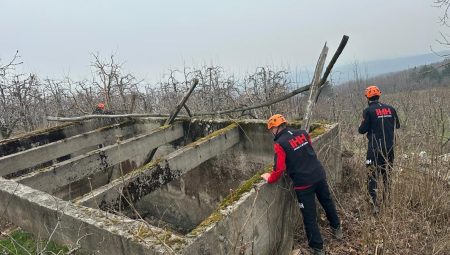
[268,128,326,189]
[358,101,400,159]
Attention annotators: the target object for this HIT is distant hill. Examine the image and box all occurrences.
[333,51,450,84]
[334,55,450,97]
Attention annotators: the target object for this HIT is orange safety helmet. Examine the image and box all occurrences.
[364,85,381,99]
[97,102,105,109]
[267,114,287,129]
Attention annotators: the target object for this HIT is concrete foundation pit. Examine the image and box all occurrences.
[0,117,342,255]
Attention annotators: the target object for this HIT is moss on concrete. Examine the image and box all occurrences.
[309,124,327,138]
[133,224,186,250]
[188,211,222,237]
[189,164,272,237]
[94,119,133,132]
[133,157,163,175]
[218,164,271,208]
[157,230,186,246]
[189,123,238,147]
[134,223,152,239]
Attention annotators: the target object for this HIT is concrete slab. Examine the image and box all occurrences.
[0,120,159,176]
[0,119,117,157]
[15,123,184,196]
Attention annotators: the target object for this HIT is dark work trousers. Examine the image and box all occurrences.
[367,149,394,205]
[295,179,340,250]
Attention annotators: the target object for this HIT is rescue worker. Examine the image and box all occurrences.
[93,102,106,114]
[358,85,400,214]
[261,114,342,255]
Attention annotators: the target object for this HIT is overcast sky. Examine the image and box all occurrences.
[0,0,446,82]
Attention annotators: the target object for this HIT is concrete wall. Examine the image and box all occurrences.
[313,124,342,185]
[0,177,186,255]
[181,122,342,255]
[182,179,296,255]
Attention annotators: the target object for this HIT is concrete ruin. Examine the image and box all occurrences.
[0,117,342,255]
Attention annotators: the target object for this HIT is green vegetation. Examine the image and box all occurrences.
[309,124,327,138]
[0,230,68,255]
[189,164,272,237]
[414,65,442,81]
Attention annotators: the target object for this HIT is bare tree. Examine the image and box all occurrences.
[91,53,141,113]
[435,0,450,25]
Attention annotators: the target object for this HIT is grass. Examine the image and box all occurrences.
[0,230,68,255]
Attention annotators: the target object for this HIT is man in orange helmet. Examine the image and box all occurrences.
[261,114,341,255]
[93,103,106,114]
[358,85,400,214]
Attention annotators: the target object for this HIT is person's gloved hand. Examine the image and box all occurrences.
[260,173,271,182]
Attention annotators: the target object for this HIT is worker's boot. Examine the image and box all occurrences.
[372,204,379,215]
[312,248,325,255]
[370,199,379,215]
[332,225,343,240]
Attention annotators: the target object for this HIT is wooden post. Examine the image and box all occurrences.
[163,78,199,125]
[303,44,328,132]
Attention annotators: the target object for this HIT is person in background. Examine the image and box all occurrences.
[93,102,106,114]
[358,85,400,214]
[261,114,342,255]
[92,102,114,115]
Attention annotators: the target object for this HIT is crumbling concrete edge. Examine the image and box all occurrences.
[0,177,187,254]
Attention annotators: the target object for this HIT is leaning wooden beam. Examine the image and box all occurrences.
[0,120,140,176]
[144,78,199,164]
[74,123,240,210]
[320,36,350,90]
[165,78,199,125]
[314,35,350,103]
[14,123,184,196]
[303,43,328,132]
[193,83,312,116]
[193,35,349,117]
